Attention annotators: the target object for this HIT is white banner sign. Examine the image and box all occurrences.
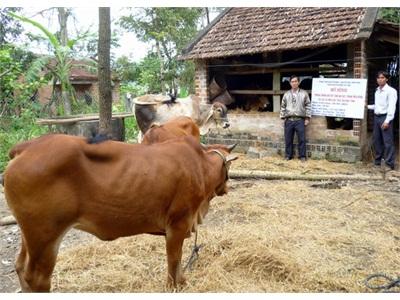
[311,78,367,119]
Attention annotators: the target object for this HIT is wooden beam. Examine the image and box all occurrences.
[37,112,135,125]
[224,67,345,75]
[230,89,311,95]
[377,35,400,45]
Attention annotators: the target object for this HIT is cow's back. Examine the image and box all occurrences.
[4,134,209,240]
[142,116,200,145]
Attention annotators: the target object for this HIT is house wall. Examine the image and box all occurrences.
[37,81,120,106]
[205,113,361,162]
[194,60,209,104]
[37,85,53,105]
[200,43,369,163]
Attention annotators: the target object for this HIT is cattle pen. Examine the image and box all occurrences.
[1,154,399,293]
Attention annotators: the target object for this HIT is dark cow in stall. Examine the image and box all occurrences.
[134,94,230,140]
[3,134,238,292]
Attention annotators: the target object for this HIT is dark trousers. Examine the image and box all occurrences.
[284,119,306,159]
[373,115,395,168]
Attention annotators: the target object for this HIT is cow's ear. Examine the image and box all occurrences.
[226,154,239,162]
[227,143,237,152]
[200,143,208,150]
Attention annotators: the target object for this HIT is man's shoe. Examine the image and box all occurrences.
[284,157,291,161]
[382,164,394,173]
[300,157,306,162]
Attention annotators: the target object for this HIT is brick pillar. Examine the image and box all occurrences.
[194,60,209,104]
[352,40,368,160]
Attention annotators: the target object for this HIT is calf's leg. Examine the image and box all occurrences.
[18,225,68,292]
[165,225,188,288]
[15,235,30,292]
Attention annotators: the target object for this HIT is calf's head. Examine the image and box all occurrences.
[211,102,230,129]
[204,143,238,196]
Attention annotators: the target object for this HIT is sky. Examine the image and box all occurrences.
[15,7,153,62]
[10,7,220,62]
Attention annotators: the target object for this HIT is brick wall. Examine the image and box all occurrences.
[205,113,361,162]
[352,40,369,160]
[194,60,209,104]
[37,85,54,105]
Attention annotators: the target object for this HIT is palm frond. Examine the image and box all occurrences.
[8,12,61,50]
[25,56,52,83]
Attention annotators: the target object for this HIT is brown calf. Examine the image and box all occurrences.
[141,116,200,145]
[4,134,237,292]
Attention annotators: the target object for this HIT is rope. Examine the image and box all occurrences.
[364,273,400,292]
[183,230,204,272]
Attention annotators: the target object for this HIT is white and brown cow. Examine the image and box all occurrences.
[134,94,230,140]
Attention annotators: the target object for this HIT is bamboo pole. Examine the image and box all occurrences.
[37,113,135,125]
[0,215,17,226]
[229,170,383,181]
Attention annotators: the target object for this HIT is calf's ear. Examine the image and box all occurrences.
[200,143,208,150]
[226,154,239,163]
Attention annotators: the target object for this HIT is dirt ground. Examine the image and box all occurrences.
[1,155,399,292]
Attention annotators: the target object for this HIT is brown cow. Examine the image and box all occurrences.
[141,116,200,145]
[4,134,238,292]
[141,116,209,231]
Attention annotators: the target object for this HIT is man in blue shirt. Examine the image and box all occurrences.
[367,71,398,170]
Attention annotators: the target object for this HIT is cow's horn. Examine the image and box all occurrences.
[227,143,237,152]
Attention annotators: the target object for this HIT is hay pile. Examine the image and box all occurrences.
[53,158,400,292]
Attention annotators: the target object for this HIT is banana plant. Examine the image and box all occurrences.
[8,12,80,115]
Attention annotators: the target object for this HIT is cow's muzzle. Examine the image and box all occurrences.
[222,122,230,128]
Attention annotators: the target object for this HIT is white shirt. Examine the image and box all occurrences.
[367,84,398,123]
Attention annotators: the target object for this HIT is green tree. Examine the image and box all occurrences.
[9,12,79,115]
[0,8,23,46]
[379,8,400,23]
[119,8,202,94]
[0,46,47,171]
[115,55,140,82]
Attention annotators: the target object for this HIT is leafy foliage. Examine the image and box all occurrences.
[379,8,400,23]
[8,12,81,115]
[0,47,48,172]
[119,8,202,95]
[0,8,23,45]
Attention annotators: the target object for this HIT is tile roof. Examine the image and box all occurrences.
[181,8,373,60]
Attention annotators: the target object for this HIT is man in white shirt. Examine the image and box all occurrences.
[367,71,398,170]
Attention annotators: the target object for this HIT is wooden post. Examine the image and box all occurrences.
[272,69,281,112]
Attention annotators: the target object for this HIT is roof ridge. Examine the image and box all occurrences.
[179,8,232,60]
[181,7,377,60]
